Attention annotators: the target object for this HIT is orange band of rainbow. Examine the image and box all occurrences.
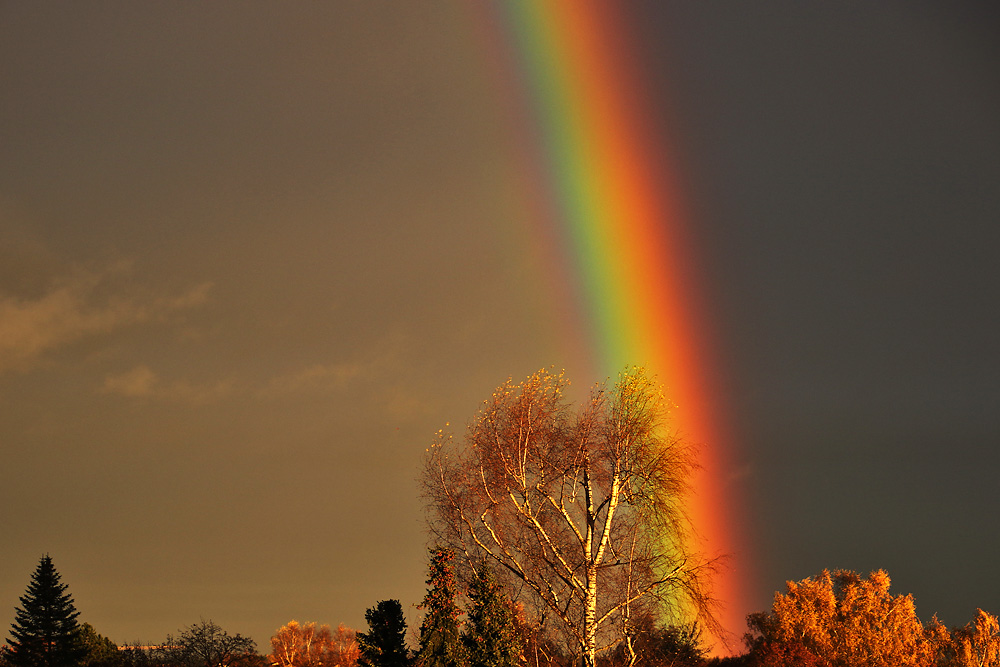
[473,0,754,651]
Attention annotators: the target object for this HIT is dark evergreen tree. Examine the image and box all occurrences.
[462,568,521,667]
[416,549,463,667]
[8,555,86,667]
[357,601,410,667]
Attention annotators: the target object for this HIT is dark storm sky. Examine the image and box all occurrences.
[1,0,998,651]
[626,1,1000,627]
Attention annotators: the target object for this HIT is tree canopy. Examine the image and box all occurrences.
[422,367,719,667]
[77,623,119,667]
[163,619,258,667]
[745,569,939,667]
[269,621,359,667]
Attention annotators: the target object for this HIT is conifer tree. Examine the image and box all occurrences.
[8,555,86,667]
[416,549,463,667]
[357,600,410,667]
[462,568,521,667]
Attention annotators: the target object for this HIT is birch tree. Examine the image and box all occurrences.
[270,621,360,667]
[421,367,719,667]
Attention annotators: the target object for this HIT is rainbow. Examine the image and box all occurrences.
[471,0,753,652]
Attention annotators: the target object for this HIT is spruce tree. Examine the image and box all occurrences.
[462,568,521,667]
[357,600,410,667]
[8,555,86,667]
[416,549,463,667]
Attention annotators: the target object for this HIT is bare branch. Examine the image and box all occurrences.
[420,368,722,667]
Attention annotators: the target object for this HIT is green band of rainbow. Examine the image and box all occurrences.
[475,0,753,649]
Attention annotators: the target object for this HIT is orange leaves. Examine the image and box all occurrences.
[751,569,935,667]
[270,621,359,667]
[749,572,1000,667]
[951,609,1000,667]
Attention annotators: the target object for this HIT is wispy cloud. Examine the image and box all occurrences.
[259,362,364,398]
[102,364,159,397]
[101,334,405,406]
[0,264,212,374]
[102,360,361,405]
[164,281,212,311]
[380,383,440,421]
[102,364,234,405]
[259,348,442,420]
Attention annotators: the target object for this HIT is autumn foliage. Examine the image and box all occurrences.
[738,569,1000,667]
[269,622,359,667]
[422,368,718,667]
[948,609,1000,667]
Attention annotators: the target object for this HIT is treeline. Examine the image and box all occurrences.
[410,368,1000,666]
[7,371,999,667]
[6,553,1000,667]
[262,559,1000,667]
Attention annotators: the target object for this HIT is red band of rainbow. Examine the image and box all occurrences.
[471,0,754,651]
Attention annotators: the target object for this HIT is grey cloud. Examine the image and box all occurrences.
[0,264,212,374]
